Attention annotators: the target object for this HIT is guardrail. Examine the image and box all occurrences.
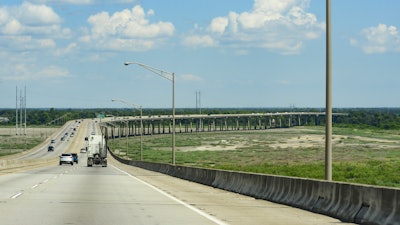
[109,150,399,225]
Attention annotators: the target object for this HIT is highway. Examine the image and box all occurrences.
[0,119,354,225]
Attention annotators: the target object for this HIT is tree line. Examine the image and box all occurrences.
[0,107,399,130]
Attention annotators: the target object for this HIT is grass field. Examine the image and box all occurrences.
[0,126,59,156]
[108,126,400,188]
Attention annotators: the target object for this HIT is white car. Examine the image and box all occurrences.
[59,153,73,165]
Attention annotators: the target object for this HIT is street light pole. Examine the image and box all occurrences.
[325,0,332,181]
[112,99,143,161]
[124,61,176,165]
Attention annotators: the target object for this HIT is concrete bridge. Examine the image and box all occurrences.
[102,112,347,137]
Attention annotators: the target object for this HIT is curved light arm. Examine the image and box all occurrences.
[111,99,141,110]
[124,62,174,81]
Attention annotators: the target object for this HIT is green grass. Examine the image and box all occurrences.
[108,126,400,188]
[0,126,57,156]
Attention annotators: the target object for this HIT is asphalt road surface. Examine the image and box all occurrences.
[0,119,354,225]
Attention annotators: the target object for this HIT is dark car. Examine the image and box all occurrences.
[48,145,54,151]
[71,153,78,164]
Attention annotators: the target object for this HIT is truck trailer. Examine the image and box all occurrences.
[86,134,107,167]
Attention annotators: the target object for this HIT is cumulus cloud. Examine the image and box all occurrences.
[2,64,70,81]
[350,23,400,54]
[182,34,216,47]
[0,2,70,51]
[18,1,61,25]
[180,73,203,82]
[209,17,229,34]
[182,0,324,54]
[32,0,94,4]
[55,42,79,56]
[80,5,175,51]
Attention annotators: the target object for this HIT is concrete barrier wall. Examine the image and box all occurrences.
[109,150,399,225]
[0,158,57,171]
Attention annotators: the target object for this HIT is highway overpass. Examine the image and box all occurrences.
[103,112,348,137]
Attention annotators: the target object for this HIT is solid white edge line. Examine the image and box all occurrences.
[111,164,229,225]
[10,192,23,199]
[31,184,39,189]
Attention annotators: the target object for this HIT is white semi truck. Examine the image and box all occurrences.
[86,134,107,167]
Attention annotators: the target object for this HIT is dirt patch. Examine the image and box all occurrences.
[178,129,400,152]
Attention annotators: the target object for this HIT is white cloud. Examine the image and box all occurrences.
[182,0,324,54]
[209,17,228,34]
[3,19,22,35]
[55,42,79,56]
[33,0,94,5]
[39,65,70,78]
[39,38,56,48]
[351,24,400,54]
[18,1,61,25]
[2,64,70,81]
[80,5,175,51]
[180,74,203,82]
[182,35,216,47]
[0,8,9,25]
[0,2,69,51]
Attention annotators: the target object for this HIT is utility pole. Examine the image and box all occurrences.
[24,86,27,136]
[196,90,201,114]
[16,86,18,136]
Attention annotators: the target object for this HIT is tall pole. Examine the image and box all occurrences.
[196,90,202,114]
[199,91,201,114]
[112,99,143,161]
[124,62,176,165]
[325,0,332,181]
[139,106,143,161]
[126,121,128,157]
[172,72,175,164]
[15,86,18,136]
[24,86,26,136]
[20,89,22,136]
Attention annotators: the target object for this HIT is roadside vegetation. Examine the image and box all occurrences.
[0,126,59,156]
[108,126,400,188]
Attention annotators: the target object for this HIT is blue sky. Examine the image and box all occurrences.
[0,0,399,109]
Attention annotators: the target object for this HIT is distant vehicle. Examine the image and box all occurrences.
[50,139,55,144]
[48,146,54,151]
[59,153,73,165]
[61,136,65,141]
[70,133,74,137]
[71,153,78,164]
[80,147,87,153]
